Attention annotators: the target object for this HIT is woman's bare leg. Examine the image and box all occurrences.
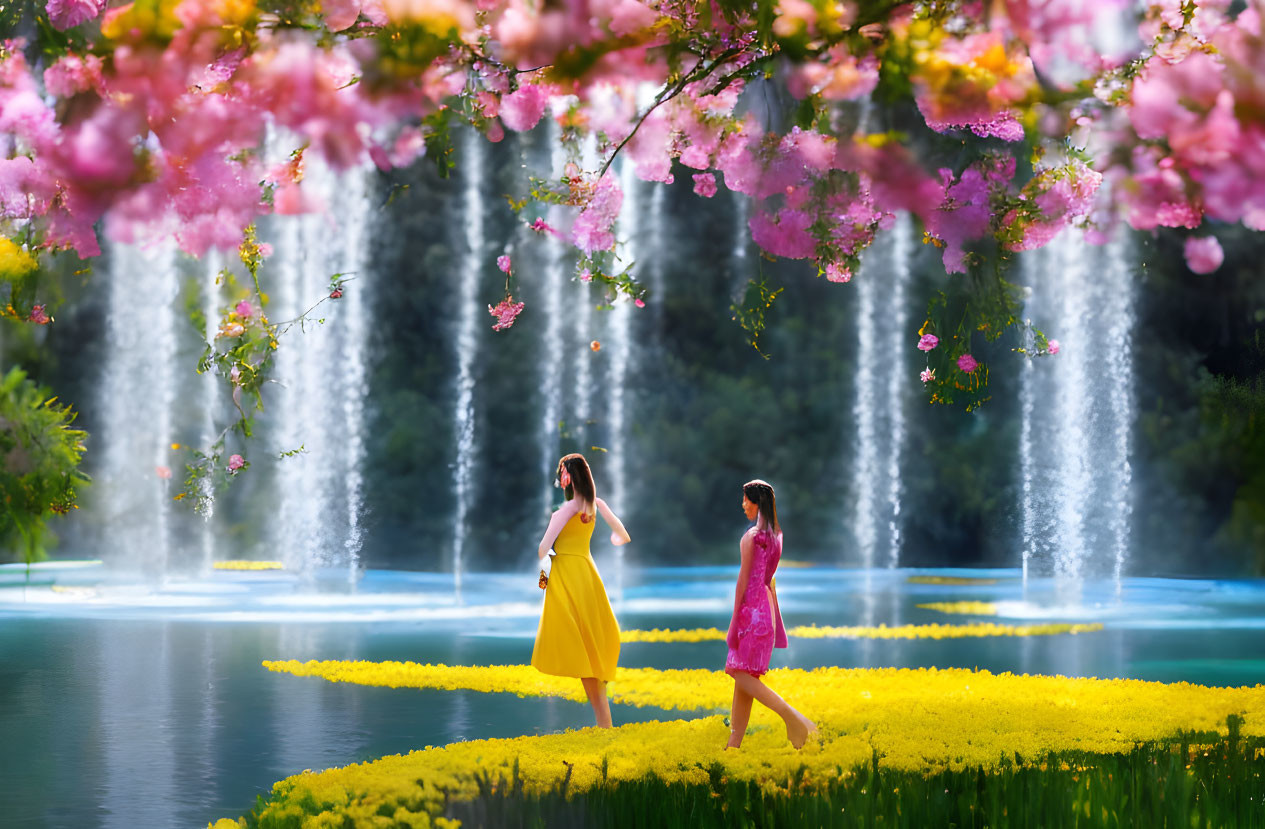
[581,677,612,728]
[731,670,816,748]
[727,683,754,748]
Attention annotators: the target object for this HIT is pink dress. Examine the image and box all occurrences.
[724,528,788,677]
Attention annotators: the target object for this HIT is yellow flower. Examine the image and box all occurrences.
[212,560,283,570]
[915,601,998,616]
[907,575,998,585]
[101,0,183,41]
[0,237,37,282]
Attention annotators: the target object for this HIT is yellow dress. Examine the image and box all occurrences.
[531,511,620,682]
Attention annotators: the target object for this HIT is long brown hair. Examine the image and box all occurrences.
[743,479,779,535]
[557,453,597,521]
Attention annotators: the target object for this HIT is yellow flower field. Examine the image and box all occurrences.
[217,663,1265,828]
[914,601,998,615]
[212,560,284,570]
[906,575,998,585]
[263,660,1265,763]
[620,621,1095,641]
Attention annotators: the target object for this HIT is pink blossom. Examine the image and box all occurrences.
[385,127,426,168]
[634,298,645,308]
[368,144,391,171]
[1183,236,1224,274]
[606,0,658,35]
[1006,161,1103,252]
[749,208,816,259]
[579,269,593,282]
[530,217,558,236]
[227,454,246,473]
[322,0,364,31]
[43,54,104,97]
[920,368,935,383]
[0,49,58,151]
[927,159,1012,272]
[922,109,1025,142]
[500,83,549,132]
[824,262,851,283]
[488,296,525,331]
[1128,51,1222,142]
[917,334,939,352]
[45,202,101,257]
[572,174,622,253]
[1115,147,1201,230]
[473,60,509,93]
[50,104,145,192]
[626,111,674,183]
[46,0,106,30]
[28,304,50,325]
[1047,339,1061,355]
[719,127,837,199]
[493,5,572,69]
[679,144,712,170]
[273,182,323,215]
[957,353,979,373]
[840,140,946,228]
[235,40,379,170]
[0,157,49,218]
[497,254,512,274]
[788,49,879,101]
[692,172,717,198]
[155,465,172,480]
[235,300,253,318]
[475,90,500,119]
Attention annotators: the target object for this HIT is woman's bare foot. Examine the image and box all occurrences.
[786,713,817,749]
[725,732,744,750]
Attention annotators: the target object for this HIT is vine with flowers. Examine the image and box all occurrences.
[176,224,353,513]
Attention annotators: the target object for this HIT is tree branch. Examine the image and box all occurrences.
[596,46,747,180]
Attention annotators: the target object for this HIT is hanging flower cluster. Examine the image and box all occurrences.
[488,253,524,331]
[488,297,525,332]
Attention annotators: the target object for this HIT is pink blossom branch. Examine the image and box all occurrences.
[596,46,746,180]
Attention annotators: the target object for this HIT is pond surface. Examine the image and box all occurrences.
[2,562,1262,828]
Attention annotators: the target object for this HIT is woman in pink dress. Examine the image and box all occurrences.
[724,479,816,749]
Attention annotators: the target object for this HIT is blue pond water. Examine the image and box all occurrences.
[1,562,1262,828]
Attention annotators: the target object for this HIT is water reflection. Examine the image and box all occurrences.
[101,622,176,828]
[2,565,1262,827]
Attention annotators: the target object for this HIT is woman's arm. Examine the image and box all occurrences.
[537,501,578,560]
[732,529,755,617]
[769,534,788,648]
[595,497,631,546]
[727,530,755,647]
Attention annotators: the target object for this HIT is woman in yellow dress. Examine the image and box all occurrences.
[531,453,630,728]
